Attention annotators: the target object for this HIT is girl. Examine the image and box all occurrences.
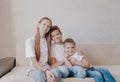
[50,25,87,78]
[26,17,62,82]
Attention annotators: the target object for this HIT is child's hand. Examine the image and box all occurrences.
[69,57,77,65]
[64,58,72,68]
[58,61,64,66]
[45,70,57,82]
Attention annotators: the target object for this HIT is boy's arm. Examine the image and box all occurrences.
[77,50,91,68]
[78,57,90,68]
[71,56,90,68]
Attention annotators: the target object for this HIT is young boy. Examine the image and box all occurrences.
[63,38,90,78]
[63,38,115,82]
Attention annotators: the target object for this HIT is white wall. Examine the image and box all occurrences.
[0,0,15,59]
[0,0,120,65]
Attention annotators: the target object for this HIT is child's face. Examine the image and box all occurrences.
[64,43,76,56]
[39,19,51,35]
[51,30,62,44]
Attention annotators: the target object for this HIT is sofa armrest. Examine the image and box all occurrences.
[0,57,16,78]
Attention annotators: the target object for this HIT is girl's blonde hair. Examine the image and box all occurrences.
[34,17,52,64]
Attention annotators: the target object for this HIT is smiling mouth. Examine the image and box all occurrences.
[69,54,73,56]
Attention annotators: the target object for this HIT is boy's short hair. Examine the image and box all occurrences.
[49,25,62,39]
[50,25,62,34]
[63,38,76,46]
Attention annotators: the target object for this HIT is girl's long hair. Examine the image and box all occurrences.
[34,17,52,65]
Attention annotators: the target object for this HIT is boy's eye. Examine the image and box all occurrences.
[52,35,55,38]
[72,47,75,48]
[67,47,70,49]
[57,33,60,35]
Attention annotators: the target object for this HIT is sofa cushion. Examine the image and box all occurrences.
[0,57,16,78]
[1,65,120,82]
[61,78,95,82]
[1,75,34,82]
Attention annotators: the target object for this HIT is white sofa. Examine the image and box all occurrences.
[1,65,120,82]
[1,44,120,82]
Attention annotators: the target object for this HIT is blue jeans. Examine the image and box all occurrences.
[56,65,69,78]
[28,68,62,82]
[69,66,86,78]
[86,67,115,82]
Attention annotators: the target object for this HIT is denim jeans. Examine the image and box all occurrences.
[86,67,115,82]
[28,68,62,82]
[69,66,86,78]
[56,65,69,78]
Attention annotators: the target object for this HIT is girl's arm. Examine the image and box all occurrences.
[30,57,47,71]
[31,57,57,82]
[50,57,64,68]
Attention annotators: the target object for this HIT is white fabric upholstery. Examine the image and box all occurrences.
[1,65,120,82]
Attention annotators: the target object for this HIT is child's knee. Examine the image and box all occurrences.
[29,70,46,82]
[73,67,86,78]
[50,69,62,82]
[62,66,69,73]
[76,70,86,78]
[57,66,69,77]
[50,68,61,77]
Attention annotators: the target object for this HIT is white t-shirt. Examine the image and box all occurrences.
[26,36,50,71]
[70,52,84,62]
[71,52,93,69]
[51,43,66,61]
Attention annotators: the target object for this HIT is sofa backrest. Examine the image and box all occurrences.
[16,44,120,66]
[77,44,120,65]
